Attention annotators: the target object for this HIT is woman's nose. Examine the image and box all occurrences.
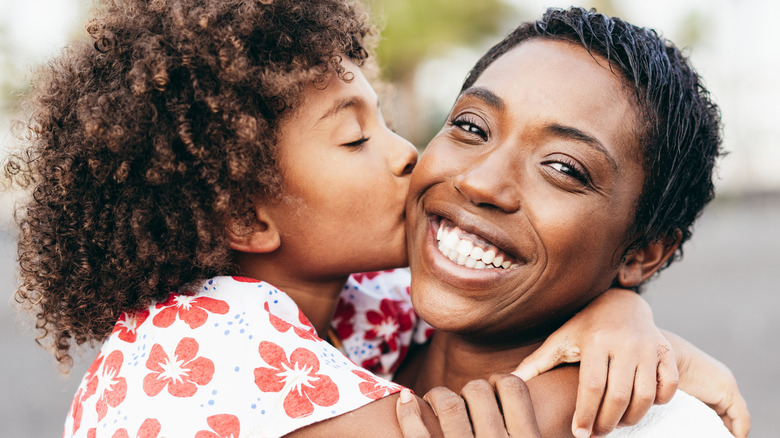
[390,132,418,177]
[454,151,522,213]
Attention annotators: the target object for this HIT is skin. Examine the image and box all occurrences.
[404,39,676,436]
[231,58,418,336]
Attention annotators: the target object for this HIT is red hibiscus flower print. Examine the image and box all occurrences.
[195,414,240,438]
[331,297,356,340]
[68,387,86,435]
[143,337,215,397]
[352,370,403,400]
[264,302,319,341]
[111,418,161,438]
[231,276,260,283]
[365,299,414,352]
[152,292,229,329]
[83,350,128,421]
[350,270,394,284]
[112,310,149,343]
[254,342,339,418]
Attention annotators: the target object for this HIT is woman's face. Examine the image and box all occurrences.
[406,39,646,337]
[266,58,417,279]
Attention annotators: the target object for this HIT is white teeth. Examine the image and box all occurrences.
[444,231,460,251]
[456,240,473,256]
[435,222,517,270]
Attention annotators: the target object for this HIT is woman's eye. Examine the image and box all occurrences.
[451,115,488,140]
[548,161,590,186]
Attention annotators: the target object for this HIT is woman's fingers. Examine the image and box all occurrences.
[396,388,431,438]
[423,387,474,438]
[459,379,506,437]
[489,373,541,438]
[723,394,751,438]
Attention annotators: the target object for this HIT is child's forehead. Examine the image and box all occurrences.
[289,62,379,125]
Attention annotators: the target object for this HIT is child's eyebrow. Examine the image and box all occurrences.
[317,96,379,124]
[317,97,359,123]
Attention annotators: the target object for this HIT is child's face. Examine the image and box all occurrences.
[265,58,417,279]
[406,40,646,337]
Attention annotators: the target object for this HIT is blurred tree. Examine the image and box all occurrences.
[365,0,516,145]
[367,0,514,83]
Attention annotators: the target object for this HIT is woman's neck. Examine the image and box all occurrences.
[409,331,545,395]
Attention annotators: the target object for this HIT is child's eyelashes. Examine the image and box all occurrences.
[343,137,369,149]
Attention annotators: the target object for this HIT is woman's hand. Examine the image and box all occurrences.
[512,288,677,437]
[664,330,750,438]
[395,374,541,437]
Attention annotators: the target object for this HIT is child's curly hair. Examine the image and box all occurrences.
[6,0,375,367]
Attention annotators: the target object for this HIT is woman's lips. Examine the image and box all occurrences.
[419,215,523,290]
[435,217,519,269]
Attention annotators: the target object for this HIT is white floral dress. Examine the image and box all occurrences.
[64,270,428,438]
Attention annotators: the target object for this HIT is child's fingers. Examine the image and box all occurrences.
[459,379,506,437]
[511,333,571,382]
[423,387,474,438]
[591,356,634,436]
[396,388,431,438]
[618,359,656,426]
[655,344,679,405]
[571,350,608,438]
[724,395,750,438]
[488,373,541,437]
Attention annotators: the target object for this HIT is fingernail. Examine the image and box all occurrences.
[400,388,412,403]
[573,428,590,438]
[511,369,531,381]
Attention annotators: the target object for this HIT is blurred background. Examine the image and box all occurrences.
[1,0,778,436]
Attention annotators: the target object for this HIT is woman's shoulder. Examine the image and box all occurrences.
[525,363,579,437]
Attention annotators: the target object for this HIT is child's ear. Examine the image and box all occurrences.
[226,207,281,254]
[617,230,682,288]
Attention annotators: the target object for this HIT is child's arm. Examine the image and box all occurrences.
[663,330,750,438]
[512,288,750,438]
[513,288,678,437]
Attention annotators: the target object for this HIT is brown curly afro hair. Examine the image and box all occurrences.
[5,0,376,368]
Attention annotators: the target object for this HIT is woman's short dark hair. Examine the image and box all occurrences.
[6,0,375,366]
[461,7,722,274]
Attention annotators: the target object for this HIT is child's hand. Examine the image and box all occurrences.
[663,330,750,438]
[395,374,541,437]
[512,288,677,437]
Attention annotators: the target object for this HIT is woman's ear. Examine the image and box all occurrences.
[617,230,682,288]
[226,207,281,254]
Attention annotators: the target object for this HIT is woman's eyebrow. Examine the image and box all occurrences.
[459,87,505,110]
[546,124,618,170]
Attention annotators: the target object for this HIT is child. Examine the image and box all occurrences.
[6,0,746,436]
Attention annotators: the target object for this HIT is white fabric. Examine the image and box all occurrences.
[607,390,731,437]
[63,275,404,438]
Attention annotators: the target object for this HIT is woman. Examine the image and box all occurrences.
[397,6,735,437]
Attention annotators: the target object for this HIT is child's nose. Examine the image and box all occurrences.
[390,133,418,177]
